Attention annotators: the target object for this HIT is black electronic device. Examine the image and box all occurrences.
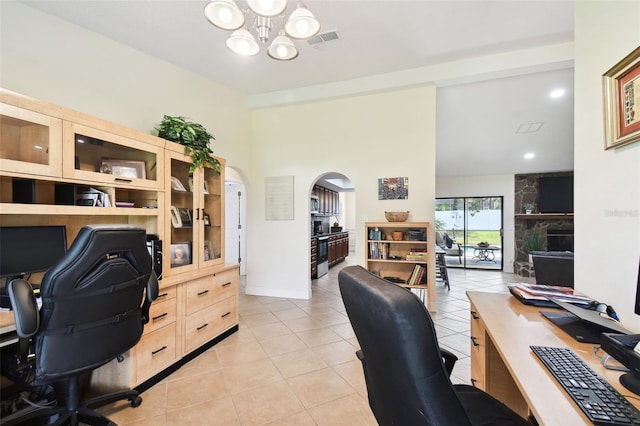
[601,258,640,396]
[0,225,67,309]
[146,234,163,280]
[0,225,67,279]
[541,297,630,344]
[538,175,573,213]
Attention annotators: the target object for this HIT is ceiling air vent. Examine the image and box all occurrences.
[307,31,339,45]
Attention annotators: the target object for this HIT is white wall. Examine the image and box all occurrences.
[436,175,515,272]
[0,2,251,175]
[246,87,437,298]
[574,1,640,331]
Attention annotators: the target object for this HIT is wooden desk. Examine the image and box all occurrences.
[0,311,17,348]
[467,291,640,425]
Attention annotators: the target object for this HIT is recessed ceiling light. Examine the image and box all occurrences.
[524,152,535,160]
[550,88,566,99]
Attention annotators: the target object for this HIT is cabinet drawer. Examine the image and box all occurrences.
[184,297,237,353]
[469,305,486,389]
[135,323,177,383]
[185,270,237,316]
[145,296,177,335]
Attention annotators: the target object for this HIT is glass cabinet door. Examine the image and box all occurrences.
[198,161,223,268]
[167,153,196,274]
[63,122,163,189]
[0,103,63,176]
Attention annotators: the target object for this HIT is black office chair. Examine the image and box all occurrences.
[5,224,159,426]
[531,251,574,288]
[338,265,531,425]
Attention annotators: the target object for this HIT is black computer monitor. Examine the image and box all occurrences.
[601,258,640,396]
[0,225,68,280]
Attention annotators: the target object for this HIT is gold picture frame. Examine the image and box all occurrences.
[603,46,640,149]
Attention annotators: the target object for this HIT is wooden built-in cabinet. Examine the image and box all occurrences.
[364,222,436,311]
[312,184,340,216]
[310,237,318,278]
[0,88,238,393]
[469,302,486,390]
[328,232,349,266]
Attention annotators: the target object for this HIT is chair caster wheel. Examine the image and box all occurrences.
[130,395,142,407]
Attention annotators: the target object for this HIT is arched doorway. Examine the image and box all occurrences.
[310,172,355,280]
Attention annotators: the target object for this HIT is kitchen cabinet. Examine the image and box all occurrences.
[311,184,340,216]
[328,232,349,266]
[310,237,318,278]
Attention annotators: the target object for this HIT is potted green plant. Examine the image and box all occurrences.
[523,203,534,214]
[155,115,220,173]
[523,230,545,262]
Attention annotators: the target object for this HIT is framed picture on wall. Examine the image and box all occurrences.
[603,46,640,149]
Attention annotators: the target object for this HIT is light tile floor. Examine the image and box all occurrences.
[99,256,533,425]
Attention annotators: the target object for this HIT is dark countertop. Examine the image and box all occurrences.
[311,231,348,238]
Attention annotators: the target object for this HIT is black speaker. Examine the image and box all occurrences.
[146,234,163,280]
[54,183,76,205]
[12,179,35,204]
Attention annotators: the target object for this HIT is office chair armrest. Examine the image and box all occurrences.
[440,347,458,377]
[7,279,39,338]
[141,271,159,324]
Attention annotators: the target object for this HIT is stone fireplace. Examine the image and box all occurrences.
[547,229,574,252]
[513,172,574,277]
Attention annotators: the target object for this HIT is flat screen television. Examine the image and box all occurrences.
[0,225,68,279]
[538,175,573,213]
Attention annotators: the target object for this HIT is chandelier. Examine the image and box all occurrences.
[204,0,321,61]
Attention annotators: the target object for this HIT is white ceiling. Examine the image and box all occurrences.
[19,0,576,179]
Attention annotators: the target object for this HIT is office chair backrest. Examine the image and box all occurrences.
[531,252,574,288]
[35,224,153,383]
[338,265,471,425]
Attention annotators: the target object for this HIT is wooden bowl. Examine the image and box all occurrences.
[385,211,409,222]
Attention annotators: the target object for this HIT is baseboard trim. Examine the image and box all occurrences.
[134,324,239,394]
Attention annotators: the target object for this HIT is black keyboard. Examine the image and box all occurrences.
[531,345,640,425]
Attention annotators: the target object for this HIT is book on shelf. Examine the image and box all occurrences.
[369,242,390,259]
[407,264,427,285]
[406,252,428,261]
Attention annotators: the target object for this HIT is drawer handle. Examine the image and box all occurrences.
[152,312,168,321]
[157,292,168,299]
[151,346,167,356]
[222,282,232,287]
[470,311,479,320]
[114,177,133,184]
[221,311,231,318]
[470,336,480,347]
[197,290,209,296]
[197,323,209,331]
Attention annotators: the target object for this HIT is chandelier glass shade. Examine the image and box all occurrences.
[226,28,260,56]
[204,0,320,61]
[267,30,298,60]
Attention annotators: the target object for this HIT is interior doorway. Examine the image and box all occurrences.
[310,172,355,283]
[435,196,503,271]
[225,171,247,276]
